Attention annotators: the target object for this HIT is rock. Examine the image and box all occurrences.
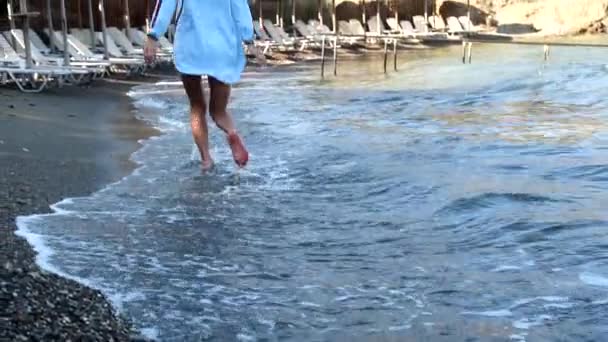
[497,23,538,34]
[4,261,13,271]
[441,0,608,35]
[15,198,29,206]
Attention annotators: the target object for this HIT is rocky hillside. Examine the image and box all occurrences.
[439,0,608,35]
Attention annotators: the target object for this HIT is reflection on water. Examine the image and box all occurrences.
[17,40,608,341]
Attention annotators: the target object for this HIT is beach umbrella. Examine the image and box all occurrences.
[276,0,281,27]
[45,0,55,52]
[98,0,109,59]
[259,0,263,24]
[332,0,336,33]
[376,0,380,35]
[291,0,296,34]
[7,0,17,50]
[467,0,471,30]
[87,0,95,48]
[317,0,323,26]
[11,0,34,69]
[424,0,429,28]
[60,0,70,66]
[394,0,398,27]
[145,0,150,30]
[77,0,83,29]
[124,0,132,40]
[361,0,366,26]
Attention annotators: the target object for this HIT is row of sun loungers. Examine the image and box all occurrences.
[252,14,503,52]
[1,14,508,93]
[0,26,176,92]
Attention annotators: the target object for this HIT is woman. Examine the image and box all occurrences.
[144,0,264,170]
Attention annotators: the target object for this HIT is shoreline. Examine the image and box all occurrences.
[1,76,163,341]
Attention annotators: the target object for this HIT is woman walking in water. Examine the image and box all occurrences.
[144,0,263,170]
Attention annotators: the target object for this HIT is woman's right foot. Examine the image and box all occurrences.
[227,131,249,168]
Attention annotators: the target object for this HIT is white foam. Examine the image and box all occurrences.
[492,265,522,272]
[140,327,160,340]
[388,325,411,331]
[580,272,608,287]
[134,97,168,109]
[15,217,59,274]
[158,115,187,130]
[108,290,146,311]
[155,80,183,86]
[592,298,608,305]
[462,309,513,317]
[510,334,527,341]
[300,301,321,307]
[236,333,256,342]
[543,302,574,309]
[512,315,552,329]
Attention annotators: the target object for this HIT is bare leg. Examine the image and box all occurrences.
[208,76,249,167]
[181,74,213,171]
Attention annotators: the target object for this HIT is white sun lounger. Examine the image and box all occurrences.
[45,29,145,74]
[108,27,173,64]
[5,30,106,79]
[458,16,486,32]
[262,20,297,49]
[107,27,143,56]
[429,15,447,31]
[127,28,146,46]
[0,35,76,92]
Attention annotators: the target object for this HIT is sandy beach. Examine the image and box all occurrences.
[0,79,160,341]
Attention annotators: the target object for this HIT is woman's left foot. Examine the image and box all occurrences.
[227,131,249,168]
[202,158,214,172]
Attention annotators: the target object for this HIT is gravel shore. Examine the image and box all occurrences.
[0,79,160,341]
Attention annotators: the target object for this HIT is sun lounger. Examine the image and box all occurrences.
[294,20,314,38]
[29,29,52,54]
[368,16,401,36]
[262,20,296,48]
[400,20,417,35]
[412,16,430,33]
[107,27,143,56]
[458,16,487,32]
[447,16,464,33]
[348,19,369,36]
[3,30,105,81]
[0,35,75,92]
[45,29,145,75]
[308,20,335,36]
[429,15,447,31]
[292,20,334,49]
[128,28,146,47]
[253,21,288,53]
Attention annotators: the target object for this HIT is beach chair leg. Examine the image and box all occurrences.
[462,40,467,64]
[9,72,48,93]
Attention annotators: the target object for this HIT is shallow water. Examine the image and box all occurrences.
[17,41,608,341]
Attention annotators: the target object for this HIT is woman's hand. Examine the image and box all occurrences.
[144,37,158,65]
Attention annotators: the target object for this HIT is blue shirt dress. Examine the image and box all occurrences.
[148,0,254,84]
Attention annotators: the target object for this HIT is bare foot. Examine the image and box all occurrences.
[202,157,214,172]
[227,131,249,168]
